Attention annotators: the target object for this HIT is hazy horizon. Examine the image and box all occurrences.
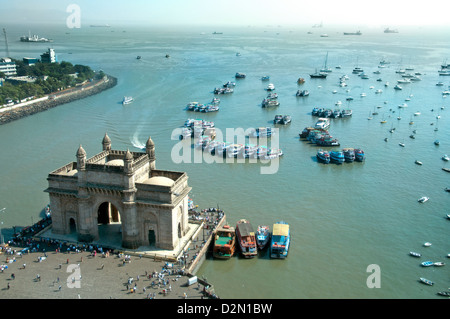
[1,0,450,28]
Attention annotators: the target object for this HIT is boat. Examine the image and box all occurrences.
[310,70,328,78]
[354,149,365,162]
[409,251,421,257]
[320,52,332,73]
[418,196,429,203]
[255,225,271,250]
[122,96,133,105]
[437,291,450,297]
[352,67,364,74]
[314,118,330,129]
[282,115,291,125]
[442,154,450,161]
[340,109,352,117]
[261,98,280,108]
[261,75,270,81]
[434,140,440,146]
[213,225,236,259]
[419,278,434,286]
[343,31,362,35]
[248,127,274,138]
[136,56,141,60]
[273,114,283,124]
[434,262,445,267]
[415,160,423,165]
[443,168,450,173]
[235,72,246,79]
[235,219,257,258]
[270,221,290,259]
[330,151,345,164]
[423,242,432,247]
[266,83,275,91]
[316,149,330,163]
[20,31,52,42]
[297,77,305,84]
[394,85,402,90]
[384,28,399,33]
[343,148,355,162]
[296,90,309,97]
[421,261,434,267]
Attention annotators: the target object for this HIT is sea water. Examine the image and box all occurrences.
[0,24,449,299]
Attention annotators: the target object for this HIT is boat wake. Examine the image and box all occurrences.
[130,132,145,150]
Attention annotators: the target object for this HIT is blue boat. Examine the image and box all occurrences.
[354,148,365,162]
[256,225,270,250]
[270,221,290,259]
[330,150,345,163]
[316,149,330,163]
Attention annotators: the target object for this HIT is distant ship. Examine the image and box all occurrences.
[343,31,362,35]
[20,32,52,42]
[90,24,111,27]
[384,28,399,33]
[212,31,223,34]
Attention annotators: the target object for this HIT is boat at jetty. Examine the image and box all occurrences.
[330,151,345,164]
[256,225,270,250]
[270,221,290,259]
[354,149,365,162]
[213,225,236,259]
[122,96,133,105]
[317,149,330,163]
[236,219,257,258]
[343,148,355,162]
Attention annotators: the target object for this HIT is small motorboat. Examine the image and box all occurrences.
[415,160,423,165]
[442,154,450,161]
[433,262,445,267]
[419,277,434,286]
[421,261,434,267]
[437,291,450,297]
[399,142,405,147]
[434,140,440,146]
[409,251,421,258]
[418,197,429,203]
[423,242,432,247]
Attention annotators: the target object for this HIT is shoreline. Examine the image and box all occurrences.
[0,74,118,125]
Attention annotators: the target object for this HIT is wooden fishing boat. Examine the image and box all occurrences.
[213,225,236,259]
[419,277,434,286]
[256,225,270,250]
[235,219,257,258]
[270,221,290,259]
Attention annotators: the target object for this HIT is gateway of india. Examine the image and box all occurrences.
[44,134,193,250]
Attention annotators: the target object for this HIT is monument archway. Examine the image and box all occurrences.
[97,201,122,246]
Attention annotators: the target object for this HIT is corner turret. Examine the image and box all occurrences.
[102,133,111,151]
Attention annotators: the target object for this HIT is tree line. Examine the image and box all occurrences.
[1,60,105,105]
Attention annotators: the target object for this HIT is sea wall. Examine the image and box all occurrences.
[0,75,117,125]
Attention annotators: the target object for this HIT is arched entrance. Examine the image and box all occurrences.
[69,218,77,233]
[97,202,122,246]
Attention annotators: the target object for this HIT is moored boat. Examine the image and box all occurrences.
[354,149,365,162]
[213,225,236,259]
[314,118,330,129]
[256,225,270,250]
[343,148,355,162]
[235,219,257,258]
[270,221,290,259]
[409,251,421,257]
[421,261,434,267]
[433,262,445,267]
[316,149,330,163]
[330,150,345,164]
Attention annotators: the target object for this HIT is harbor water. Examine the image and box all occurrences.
[0,24,449,299]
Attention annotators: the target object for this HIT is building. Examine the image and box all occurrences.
[0,58,17,76]
[23,57,39,66]
[40,48,56,63]
[45,134,192,250]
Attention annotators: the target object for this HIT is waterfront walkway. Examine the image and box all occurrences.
[0,209,225,299]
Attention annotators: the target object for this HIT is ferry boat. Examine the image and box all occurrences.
[256,225,271,250]
[235,219,257,258]
[213,225,236,259]
[315,136,340,147]
[316,149,330,163]
[122,96,133,105]
[343,148,355,162]
[270,221,290,259]
[354,149,365,162]
[330,151,345,164]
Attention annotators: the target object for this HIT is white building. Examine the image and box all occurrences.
[0,58,17,76]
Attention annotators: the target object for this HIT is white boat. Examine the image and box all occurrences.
[434,262,445,267]
[442,154,449,161]
[266,83,275,91]
[122,96,133,105]
[314,118,330,129]
[398,103,408,108]
[418,197,429,203]
[423,242,432,247]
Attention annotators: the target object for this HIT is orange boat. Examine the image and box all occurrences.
[235,219,257,258]
[213,225,236,259]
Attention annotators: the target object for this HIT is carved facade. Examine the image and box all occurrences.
[45,134,191,250]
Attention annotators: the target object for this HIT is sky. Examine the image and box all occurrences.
[1,0,450,27]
